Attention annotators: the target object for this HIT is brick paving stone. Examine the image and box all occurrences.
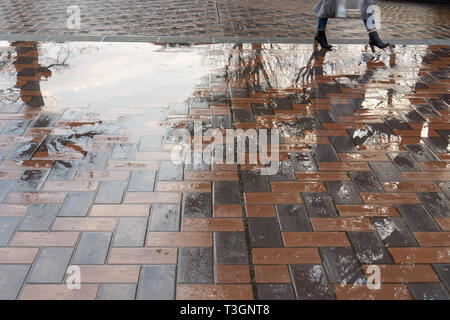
[373,217,419,247]
[283,232,350,247]
[333,284,412,300]
[253,248,321,264]
[10,232,79,247]
[0,180,15,202]
[348,171,384,193]
[433,264,450,291]
[388,153,423,172]
[90,204,150,217]
[95,181,127,204]
[0,265,30,299]
[113,218,148,247]
[337,205,399,217]
[325,181,362,205]
[72,232,112,265]
[320,247,365,284]
[248,217,283,248]
[128,170,156,192]
[178,247,213,284]
[414,232,450,247]
[28,247,73,283]
[257,284,296,300]
[158,162,184,181]
[182,193,212,218]
[0,217,21,245]
[0,248,38,264]
[58,192,95,217]
[214,232,248,265]
[177,284,253,300]
[241,171,270,192]
[417,192,450,218]
[215,265,250,284]
[347,231,394,264]
[213,181,241,205]
[149,204,180,232]
[19,204,60,231]
[20,284,99,300]
[275,204,311,232]
[407,283,450,300]
[254,265,291,284]
[138,265,176,299]
[77,265,140,283]
[290,264,335,300]
[13,170,50,192]
[389,248,450,264]
[98,284,137,300]
[395,204,440,232]
[52,217,116,231]
[108,248,178,264]
[302,193,338,217]
[362,265,440,283]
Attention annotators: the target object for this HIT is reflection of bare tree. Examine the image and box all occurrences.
[1,41,70,108]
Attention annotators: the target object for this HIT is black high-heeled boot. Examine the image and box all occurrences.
[368,31,389,52]
[314,30,332,50]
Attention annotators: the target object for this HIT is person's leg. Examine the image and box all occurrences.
[363,13,389,51]
[317,18,328,31]
[363,13,375,32]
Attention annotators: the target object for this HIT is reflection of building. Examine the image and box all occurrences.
[11,41,52,107]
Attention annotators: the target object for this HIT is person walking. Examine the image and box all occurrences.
[313,0,389,51]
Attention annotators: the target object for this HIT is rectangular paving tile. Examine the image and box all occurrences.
[405,144,440,162]
[0,180,15,202]
[71,232,112,265]
[369,162,404,182]
[182,192,212,218]
[78,265,140,283]
[213,181,241,204]
[111,144,137,161]
[253,248,321,264]
[149,204,180,231]
[139,136,163,152]
[389,248,450,263]
[248,217,283,248]
[325,181,362,205]
[348,171,384,193]
[158,162,184,181]
[13,170,50,192]
[20,284,99,300]
[98,284,137,300]
[333,283,412,300]
[320,246,365,283]
[302,193,338,217]
[275,204,311,231]
[0,248,38,264]
[137,265,176,300]
[0,265,30,299]
[312,144,340,162]
[283,232,350,247]
[417,192,450,218]
[176,284,253,300]
[0,217,21,245]
[407,283,450,300]
[178,247,213,284]
[373,217,418,247]
[214,232,248,265]
[95,181,127,204]
[241,171,270,192]
[58,192,95,217]
[128,170,156,191]
[347,231,394,264]
[388,153,423,172]
[113,218,147,247]
[19,204,60,231]
[290,264,335,300]
[10,232,79,247]
[257,284,295,300]
[433,264,450,291]
[28,247,73,283]
[108,248,178,264]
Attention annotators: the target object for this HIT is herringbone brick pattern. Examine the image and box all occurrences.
[0,41,449,300]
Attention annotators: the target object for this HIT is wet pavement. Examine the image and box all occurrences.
[0,41,449,300]
[0,1,449,43]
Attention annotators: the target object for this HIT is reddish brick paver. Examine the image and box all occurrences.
[0,41,449,301]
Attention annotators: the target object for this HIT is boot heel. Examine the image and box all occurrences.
[370,44,375,53]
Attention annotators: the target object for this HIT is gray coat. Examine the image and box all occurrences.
[314,0,374,19]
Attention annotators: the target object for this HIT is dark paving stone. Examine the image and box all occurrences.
[422,137,449,154]
[348,129,372,146]
[182,193,212,218]
[185,162,211,171]
[230,87,249,99]
[417,192,450,218]
[241,171,270,192]
[113,218,148,247]
[302,193,338,217]
[137,265,176,300]
[211,115,232,129]
[388,153,423,172]
[320,247,365,284]
[28,247,73,283]
[6,142,39,160]
[433,264,450,291]
[48,161,78,180]
[0,265,30,300]
[399,110,426,123]
[312,144,340,162]
[58,192,95,217]
[13,170,50,191]
[158,162,183,181]
[275,204,311,232]
[0,180,15,202]
[213,181,240,205]
[329,136,358,153]
[395,204,440,232]
[257,284,295,300]
[139,135,163,152]
[367,123,394,137]
[437,130,450,142]
[325,181,362,205]
[347,231,394,264]
[413,104,441,117]
[31,113,59,128]
[95,181,127,204]
[289,153,318,172]
[270,98,291,110]
[348,171,384,193]
[290,264,335,300]
[77,152,109,171]
[98,284,137,300]
[72,232,112,265]
[168,103,188,115]
[190,100,210,109]
[331,104,356,116]
[297,116,323,130]
[248,217,283,248]
[407,283,450,300]
[404,144,440,162]
[111,144,137,160]
[214,232,248,265]
[128,170,156,192]
[382,116,411,130]
[149,204,180,231]
[0,217,21,246]
[19,204,60,231]
[233,109,254,122]
[373,217,418,247]
[369,162,404,182]
[252,103,274,115]
[268,162,296,181]
[178,247,213,284]
[438,182,450,199]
